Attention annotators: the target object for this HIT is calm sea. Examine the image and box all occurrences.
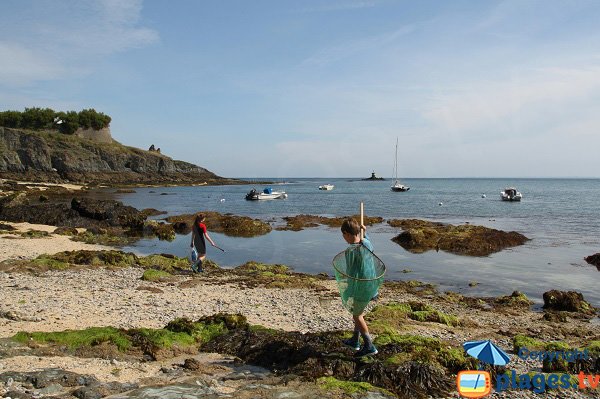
[90,178,600,307]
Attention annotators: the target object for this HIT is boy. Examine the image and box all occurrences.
[190,213,217,272]
[340,218,378,357]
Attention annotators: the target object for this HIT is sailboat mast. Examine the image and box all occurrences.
[394,137,398,181]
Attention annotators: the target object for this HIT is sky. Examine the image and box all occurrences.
[1,0,600,178]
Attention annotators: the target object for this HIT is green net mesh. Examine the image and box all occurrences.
[332,244,386,315]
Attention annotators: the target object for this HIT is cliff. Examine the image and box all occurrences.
[0,127,236,186]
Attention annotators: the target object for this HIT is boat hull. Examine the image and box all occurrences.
[246,192,288,200]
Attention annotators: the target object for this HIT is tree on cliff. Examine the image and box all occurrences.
[0,108,111,134]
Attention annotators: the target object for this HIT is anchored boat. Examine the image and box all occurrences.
[245,187,288,200]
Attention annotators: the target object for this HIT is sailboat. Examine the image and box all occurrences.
[391,138,410,192]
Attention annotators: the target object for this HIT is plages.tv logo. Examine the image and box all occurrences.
[456,370,491,398]
[457,340,510,398]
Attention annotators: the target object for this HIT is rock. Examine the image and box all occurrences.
[53,226,79,235]
[0,127,237,186]
[166,212,271,237]
[71,198,146,229]
[0,223,16,231]
[389,219,529,256]
[277,214,383,231]
[584,253,600,270]
[542,290,596,315]
[182,358,201,371]
[495,291,533,309]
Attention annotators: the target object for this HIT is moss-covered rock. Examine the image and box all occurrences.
[277,214,384,231]
[317,376,395,397]
[389,219,529,256]
[166,211,271,237]
[19,229,50,238]
[229,261,326,290]
[11,314,238,361]
[367,302,460,329]
[141,269,173,282]
[495,291,533,309]
[53,226,79,236]
[143,220,176,241]
[542,290,596,315]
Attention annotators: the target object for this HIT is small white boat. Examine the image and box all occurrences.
[318,184,334,190]
[245,187,288,200]
[391,138,410,192]
[501,187,522,201]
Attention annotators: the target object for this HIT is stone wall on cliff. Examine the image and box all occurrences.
[75,127,113,143]
[0,127,232,185]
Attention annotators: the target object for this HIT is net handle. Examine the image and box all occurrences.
[360,201,364,239]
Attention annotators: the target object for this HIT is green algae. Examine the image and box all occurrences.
[138,254,190,273]
[166,212,272,237]
[141,269,172,282]
[512,335,545,353]
[367,302,460,329]
[317,377,395,397]
[11,315,239,358]
[13,327,131,352]
[231,261,323,289]
[587,341,600,356]
[31,255,69,270]
[373,332,475,372]
[72,231,136,246]
[19,229,50,238]
[495,291,533,308]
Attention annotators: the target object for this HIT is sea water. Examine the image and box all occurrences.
[90,178,600,306]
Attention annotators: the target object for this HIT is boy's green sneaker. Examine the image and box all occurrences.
[354,345,378,358]
[342,338,361,351]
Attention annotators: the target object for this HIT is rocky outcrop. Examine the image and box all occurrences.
[542,290,597,315]
[0,127,238,185]
[389,219,529,256]
[585,253,600,270]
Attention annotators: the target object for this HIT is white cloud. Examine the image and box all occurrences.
[0,42,65,85]
[0,0,158,87]
[424,65,600,136]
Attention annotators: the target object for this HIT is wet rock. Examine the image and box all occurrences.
[277,214,384,231]
[494,291,533,309]
[542,312,569,323]
[143,220,175,241]
[585,253,600,270]
[53,226,79,235]
[389,219,529,256]
[0,369,97,389]
[166,212,271,237]
[542,290,597,315]
[71,198,145,229]
[3,391,33,399]
[182,358,201,371]
[0,202,84,227]
[0,223,16,231]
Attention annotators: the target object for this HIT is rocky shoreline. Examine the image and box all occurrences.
[0,184,599,399]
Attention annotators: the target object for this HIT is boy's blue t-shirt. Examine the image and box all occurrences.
[345,234,375,278]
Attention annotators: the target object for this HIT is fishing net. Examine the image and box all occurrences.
[332,244,386,315]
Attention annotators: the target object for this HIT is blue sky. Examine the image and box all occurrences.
[2,0,600,178]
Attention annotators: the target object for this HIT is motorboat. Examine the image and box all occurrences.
[245,187,288,200]
[318,184,334,190]
[501,187,522,201]
[391,138,410,192]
